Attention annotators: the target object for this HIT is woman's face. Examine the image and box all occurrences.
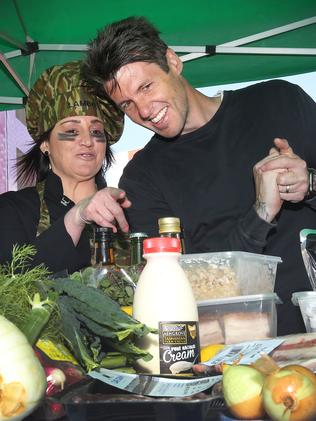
[41,115,107,182]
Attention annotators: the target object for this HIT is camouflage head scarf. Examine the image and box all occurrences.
[25,61,124,144]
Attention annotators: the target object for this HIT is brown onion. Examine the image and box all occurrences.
[222,364,266,419]
[262,365,316,421]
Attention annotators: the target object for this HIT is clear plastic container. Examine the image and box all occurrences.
[292,291,316,332]
[180,251,282,301]
[197,293,281,346]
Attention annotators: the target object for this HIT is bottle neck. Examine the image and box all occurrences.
[130,239,145,265]
[144,251,181,262]
[159,232,185,254]
[94,239,115,266]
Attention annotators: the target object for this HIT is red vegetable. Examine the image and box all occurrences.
[45,367,66,396]
[34,346,86,396]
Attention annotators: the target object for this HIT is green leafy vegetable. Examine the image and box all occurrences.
[20,293,54,346]
[53,278,155,335]
[58,297,98,371]
[53,278,157,371]
[70,265,135,306]
[0,244,61,341]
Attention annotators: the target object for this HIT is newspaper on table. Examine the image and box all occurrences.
[203,338,284,366]
[89,368,221,397]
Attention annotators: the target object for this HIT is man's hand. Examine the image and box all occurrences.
[77,187,131,232]
[259,138,309,202]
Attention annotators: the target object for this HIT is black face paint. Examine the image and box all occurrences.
[57,131,107,142]
[57,132,76,141]
[93,132,107,143]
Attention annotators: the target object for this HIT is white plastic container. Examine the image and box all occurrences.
[292,291,316,332]
[133,237,200,375]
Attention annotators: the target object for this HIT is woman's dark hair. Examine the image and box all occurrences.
[16,130,114,187]
[83,16,169,95]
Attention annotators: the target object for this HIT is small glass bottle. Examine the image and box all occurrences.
[158,217,186,253]
[127,232,148,284]
[91,225,134,306]
[94,226,115,266]
[130,232,148,265]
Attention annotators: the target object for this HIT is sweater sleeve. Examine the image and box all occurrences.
[120,162,277,254]
[227,205,276,252]
[31,217,91,273]
[119,162,171,238]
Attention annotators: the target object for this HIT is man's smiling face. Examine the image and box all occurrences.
[105,50,190,138]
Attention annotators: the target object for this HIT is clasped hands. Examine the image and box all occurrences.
[253,138,309,223]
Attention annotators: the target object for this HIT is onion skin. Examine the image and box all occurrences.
[283,365,316,387]
[223,365,266,419]
[263,366,316,421]
[228,394,265,420]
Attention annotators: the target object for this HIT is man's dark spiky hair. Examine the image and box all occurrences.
[82,16,169,95]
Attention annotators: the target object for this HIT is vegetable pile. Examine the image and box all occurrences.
[0,245,156,374]
[0,244,157,420]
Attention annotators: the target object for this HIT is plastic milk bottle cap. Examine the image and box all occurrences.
[143,237,181,254]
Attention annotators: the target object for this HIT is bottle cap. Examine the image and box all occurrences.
[143,237,181,254]
[94,226,114,233]
[94,225,114,240]
[129,232,148,239]
[158,217,181,234]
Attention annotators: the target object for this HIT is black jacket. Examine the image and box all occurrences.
[0,171,91,274]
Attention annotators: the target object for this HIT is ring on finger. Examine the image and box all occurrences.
[286,185,290,193]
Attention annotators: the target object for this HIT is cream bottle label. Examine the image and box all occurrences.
[159,321,200,374]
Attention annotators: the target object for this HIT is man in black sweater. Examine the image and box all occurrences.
[83,17,316,335]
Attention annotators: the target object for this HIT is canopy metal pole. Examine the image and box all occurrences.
[38,44,87,51]
[0,96,24,105]
[216,46,316,55]
[13,0,29,37]
[173,46,316,55]
[179,16,316,62]
[0,32,25,50]
[3,50,22,59]
[221,16,316,47]
[3,15,316,58]
[0,54,29,96]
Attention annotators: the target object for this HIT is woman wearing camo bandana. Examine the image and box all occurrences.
[0,61,130,273]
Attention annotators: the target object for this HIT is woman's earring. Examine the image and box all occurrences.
[43,150,51,169]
